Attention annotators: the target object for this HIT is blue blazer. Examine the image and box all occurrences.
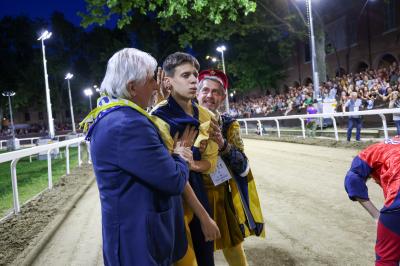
[89,107,189,266]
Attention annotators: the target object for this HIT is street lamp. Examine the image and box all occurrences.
[84,88,93,110]
[38,30,55,139]
[205,55,218,63]
[2,91,16,139]
[303,0,320,100]
[65,73,76,134]
[363,0,376,67]
[2,91,19,150]
[216,45,229,113]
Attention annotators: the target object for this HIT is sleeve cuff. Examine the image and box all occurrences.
[239,161,250,177]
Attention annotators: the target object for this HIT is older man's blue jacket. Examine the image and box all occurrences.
[89,107,189,266]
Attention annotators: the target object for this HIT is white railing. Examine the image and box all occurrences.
[0,134,83,150]
[237,108,400,141]
[0,137,88,218]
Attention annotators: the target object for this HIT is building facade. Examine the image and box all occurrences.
[282,0,400,87]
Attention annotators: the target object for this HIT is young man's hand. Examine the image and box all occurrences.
[173,125,198,148]
[173,125,197,163]
[199,215,221,242]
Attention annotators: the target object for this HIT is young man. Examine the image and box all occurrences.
[344,136,400,266]
[196,69,265,266]
[151,52,220,266]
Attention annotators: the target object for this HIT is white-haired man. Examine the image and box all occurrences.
[80,48,193,265]
[196,69,265,266]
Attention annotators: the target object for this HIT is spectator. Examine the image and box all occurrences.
[306,101,318,137]
[389,91,400,136]
[343,91,363,141]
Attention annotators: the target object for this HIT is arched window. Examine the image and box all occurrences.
[303,77,313,86]
[354,62,369,73]
[377,54,397,69]
[335,68,346,77]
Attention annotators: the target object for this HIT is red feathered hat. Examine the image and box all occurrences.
[198,69,228,90]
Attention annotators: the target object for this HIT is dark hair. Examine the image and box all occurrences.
[162,52,200,77]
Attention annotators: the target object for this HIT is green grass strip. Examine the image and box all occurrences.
[0,147,87,217]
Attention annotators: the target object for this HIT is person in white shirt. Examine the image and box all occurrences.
[343,91,363,141]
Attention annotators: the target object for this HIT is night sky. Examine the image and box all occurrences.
[0,0,116,28]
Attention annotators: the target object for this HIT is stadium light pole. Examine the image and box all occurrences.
[216,45,229,113]
[38,30,55,139]
[2,91,16,140]
[305,0,320,100]
[65,73,76,134]
[84,88,93,110]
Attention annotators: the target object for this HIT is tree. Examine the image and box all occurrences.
[79,0,257,46]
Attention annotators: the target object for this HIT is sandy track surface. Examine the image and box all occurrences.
[31,183,103,266]
[243,139,382,266]
[27,139,383,265]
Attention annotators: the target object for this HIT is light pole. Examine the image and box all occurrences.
[65,73,76,134]
[84,88,93,110]
[38,30,55,139]
[304,0,320,100]
[216,45,230,113]
[361,0,376,67]
[2,91,20,151]
[2,91,16,139]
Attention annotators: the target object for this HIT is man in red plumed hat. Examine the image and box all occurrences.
[196,69,265,266]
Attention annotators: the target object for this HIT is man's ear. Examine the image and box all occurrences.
[127,80,136,98]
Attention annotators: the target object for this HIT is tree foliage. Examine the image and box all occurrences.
[79,0,308,91]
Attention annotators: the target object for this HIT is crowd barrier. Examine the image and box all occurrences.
[237,108,400,140]
[0,136,89,220]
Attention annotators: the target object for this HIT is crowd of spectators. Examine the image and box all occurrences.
[228,62,400,118]
[0,122,75,138]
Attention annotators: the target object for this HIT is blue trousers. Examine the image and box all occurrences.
[347,117,362,141]
[395,120,400,136]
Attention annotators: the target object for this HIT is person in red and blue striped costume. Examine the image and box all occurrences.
[345,136,400,266]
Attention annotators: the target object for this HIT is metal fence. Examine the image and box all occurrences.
[0,134,79,150]
[0,137,89,219]
[237,108,400,140]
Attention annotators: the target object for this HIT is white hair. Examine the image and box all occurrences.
[100,48,157,99]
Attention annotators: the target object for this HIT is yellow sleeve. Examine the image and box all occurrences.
[201,140,219,174]
[227,121,245,152]
[196,104,218,174]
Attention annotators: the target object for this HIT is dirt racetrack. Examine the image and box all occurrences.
[8,139,384,265]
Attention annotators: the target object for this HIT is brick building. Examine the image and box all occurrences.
[282,0,400,87]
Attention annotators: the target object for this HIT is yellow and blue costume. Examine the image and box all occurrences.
[80,95,190,265]
[200,113,265,266]
[151,96,219,266]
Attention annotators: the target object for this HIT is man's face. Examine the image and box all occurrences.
[166,63,198,101]
[131,72,157,109]
[197,79,226,112]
